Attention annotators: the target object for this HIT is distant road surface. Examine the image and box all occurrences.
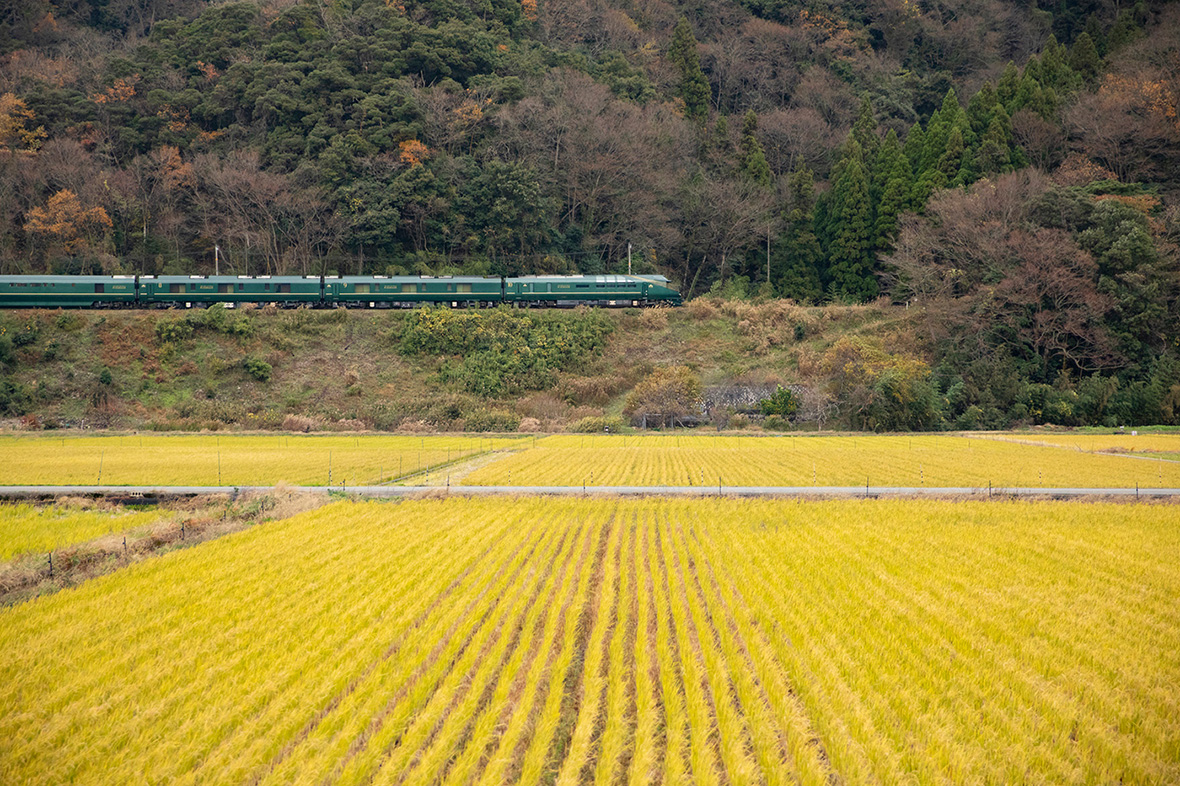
[1,485,1177,498]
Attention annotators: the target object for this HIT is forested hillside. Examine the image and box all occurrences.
[1,0,1179,428]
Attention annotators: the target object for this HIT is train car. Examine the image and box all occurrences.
[0,273,682,308]
[506,274,682,307]
[138,275,322,307]
[0,275,137,308]
[326,275,503,308]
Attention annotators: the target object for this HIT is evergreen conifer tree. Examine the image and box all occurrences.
[872,130,911,251]
[826,140,877,301]
[966,81,999,137]
[775,168,824,302]
[996,62,1021,107]
[1083,14,1107,55]
[976,110,1014,175]
[1069,32,1102,81]
[851,96,879,159]
[668,17,710,120]
[738,110,772,187]
[1106,10,1141,53]
[1040,34,1071,91]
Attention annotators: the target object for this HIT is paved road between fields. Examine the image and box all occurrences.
[1,485,1178,499]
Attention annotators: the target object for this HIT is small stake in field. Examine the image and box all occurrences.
[97,450,104,485]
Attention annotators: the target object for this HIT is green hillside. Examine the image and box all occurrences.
[1,0,1178,428]
[1,300,1176,432]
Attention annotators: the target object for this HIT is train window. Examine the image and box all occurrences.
[238,284,244,291]
[405,284,418,293]
[354,284,370,294]
[576,284,589,288]
[169,284,184,294]
[217,284,233,293]
[277,284,291,293]
[457,284,472,293]
[95,284,105,293]
[264,284,271,291]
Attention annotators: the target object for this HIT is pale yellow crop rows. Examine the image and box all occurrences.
[0,434,521,486]
[983,432,1180,456]
[0,503,167,560]
[2,497,1177,784]
[462,434,1180,487]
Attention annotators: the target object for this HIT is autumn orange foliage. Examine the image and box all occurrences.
[24,190,113,252]
[91,76,140,105]
[398,139,430,167]
[0,93,47,152]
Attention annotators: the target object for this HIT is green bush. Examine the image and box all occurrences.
[759,385,799,418]
[401,307,613,397]
[155,319,194,343]
[11,320,39,347]
[242,356,273,382]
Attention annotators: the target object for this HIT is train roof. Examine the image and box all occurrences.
[328,275,502,282]
[510,274,671,283]
[140,274,321,281]
[0,275,136,282]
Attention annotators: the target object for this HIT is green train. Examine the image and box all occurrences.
[0,274,682,309]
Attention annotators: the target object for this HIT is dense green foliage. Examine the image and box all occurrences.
[399,307,613,396]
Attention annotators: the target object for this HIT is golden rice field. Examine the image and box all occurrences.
[462,434,1180,488]
[1,497,1177,785]
[984,431,1180,457]
[0,503,166,560]
[0,434,521,486]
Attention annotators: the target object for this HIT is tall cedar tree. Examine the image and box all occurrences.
[1069,32,1102,81]
[668,18,710,121]
[872,129,911,252]
[825,140,877,301]
[776,168,824,302]
[851,96,879,160]
[738,110,772,187]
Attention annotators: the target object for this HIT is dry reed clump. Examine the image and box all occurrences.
[331,418,367,432]
[282,414,321,432]
[516,392,571,421]
[728,300,820,352]
[558,373,635,407]
[637,308,669,330]
[685,298,720,320]
[517,417,543,433]
[395,418,435,433]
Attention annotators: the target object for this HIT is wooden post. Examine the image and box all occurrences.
[97,450,104,485]
[48,552,53,578]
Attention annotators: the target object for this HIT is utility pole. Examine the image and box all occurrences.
[766,224,771,284]
[214,244,220,276]
[627,242,632,276]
